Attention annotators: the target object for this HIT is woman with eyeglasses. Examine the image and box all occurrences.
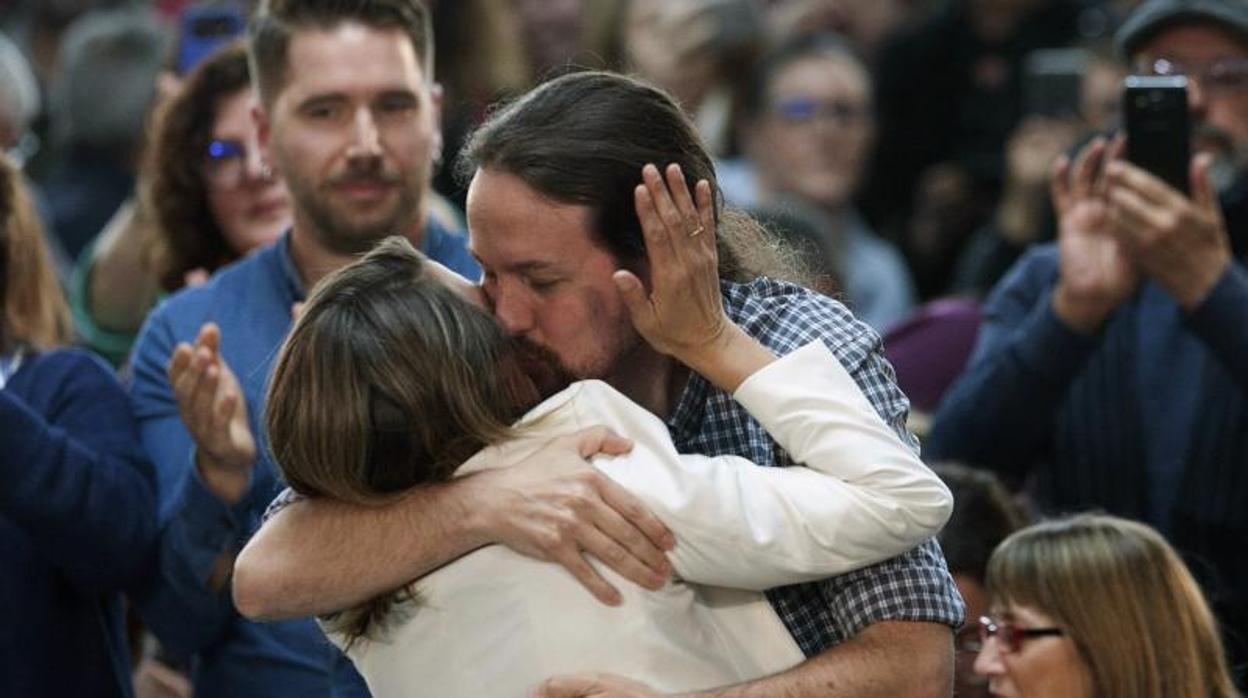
[974,513,1238,697]
[70,41,292,364]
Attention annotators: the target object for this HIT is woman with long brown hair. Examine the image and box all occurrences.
[0,154,157,696]
[264,175,951,696]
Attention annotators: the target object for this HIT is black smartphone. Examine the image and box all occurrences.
[1022,48,1088,119]
[1123,75,1190,195]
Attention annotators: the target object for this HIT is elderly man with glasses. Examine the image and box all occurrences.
[929,0,1248,687]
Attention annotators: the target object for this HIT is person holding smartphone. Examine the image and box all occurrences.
[928,0,1248,688]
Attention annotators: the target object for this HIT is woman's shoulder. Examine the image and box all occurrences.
[15,347,116,387]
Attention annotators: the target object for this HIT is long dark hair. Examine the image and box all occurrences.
[458,70,816,286]
[266,236,535,646]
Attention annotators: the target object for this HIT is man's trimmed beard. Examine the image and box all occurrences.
[277,149,426,255]
[511,337,577,400]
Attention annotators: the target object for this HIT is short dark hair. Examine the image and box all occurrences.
[931,462,1029,583]
[247,0,433,105]
[457,71,720,266]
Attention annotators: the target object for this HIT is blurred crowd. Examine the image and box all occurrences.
[1,0,1247,696]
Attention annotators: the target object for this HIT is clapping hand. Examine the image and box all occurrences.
[1104,152,1230,310]
[1050,136,1140,333]
[167,322,256,502]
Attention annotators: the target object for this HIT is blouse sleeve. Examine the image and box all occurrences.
[582,341,952,591]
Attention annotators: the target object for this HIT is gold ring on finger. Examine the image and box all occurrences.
[688,225,705,238]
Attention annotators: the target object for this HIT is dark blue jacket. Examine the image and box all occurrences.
[928,184,1248,680]
[0,348,157,697]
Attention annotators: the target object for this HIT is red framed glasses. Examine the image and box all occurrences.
[978,616,1064,653]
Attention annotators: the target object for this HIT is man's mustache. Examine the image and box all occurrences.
[326,170,402,187]
[510,337,575,396]
[1193,119,1236,154]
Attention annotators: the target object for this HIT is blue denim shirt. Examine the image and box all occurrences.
[129,223,478,697]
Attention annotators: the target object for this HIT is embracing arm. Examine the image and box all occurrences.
[589,341,950,590]
[234,473,492,620]
[233,427,672,620]
[539,620,952,698]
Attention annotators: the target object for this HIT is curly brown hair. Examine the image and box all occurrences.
[144,41,253,292]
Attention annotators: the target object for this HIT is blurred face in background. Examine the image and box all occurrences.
[747,52,874,210]
[203,88,291,254]
[762,0,907,61]
[512,0,583,74]
[973,602,1093,698]
[1079,56,1125,133]
[1132,23,1248,173]
[623,0,722,110]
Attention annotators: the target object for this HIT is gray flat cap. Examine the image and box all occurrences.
[1117,0,1248,57]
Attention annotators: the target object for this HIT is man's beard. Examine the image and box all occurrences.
[510,337,578,400]
[283,156,424,254]
[1193,120,1247,193]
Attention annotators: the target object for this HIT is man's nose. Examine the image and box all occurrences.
[491,283,534,336]
[242,138,270,182]
[347,107,382,159]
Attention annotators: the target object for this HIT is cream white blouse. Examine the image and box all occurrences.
[328,341,951,696]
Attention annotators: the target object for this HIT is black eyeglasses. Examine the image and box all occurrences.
[978,616,1064,653]
[773,96,868,127]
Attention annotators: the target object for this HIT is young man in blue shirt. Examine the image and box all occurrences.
[128,1,477,694]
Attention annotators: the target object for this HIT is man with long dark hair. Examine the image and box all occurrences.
[239,69,964,697]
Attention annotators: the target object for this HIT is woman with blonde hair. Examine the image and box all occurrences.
[262,172,952,696]
[0,155,157,696]
[975,513,1239,698]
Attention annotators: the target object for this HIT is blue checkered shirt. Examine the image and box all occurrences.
[665,277,964,656]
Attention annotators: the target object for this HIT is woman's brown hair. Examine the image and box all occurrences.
[987,514,1239,698]
[266,236,537,646]
[144,41,252,292]
[0,156,73,352]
